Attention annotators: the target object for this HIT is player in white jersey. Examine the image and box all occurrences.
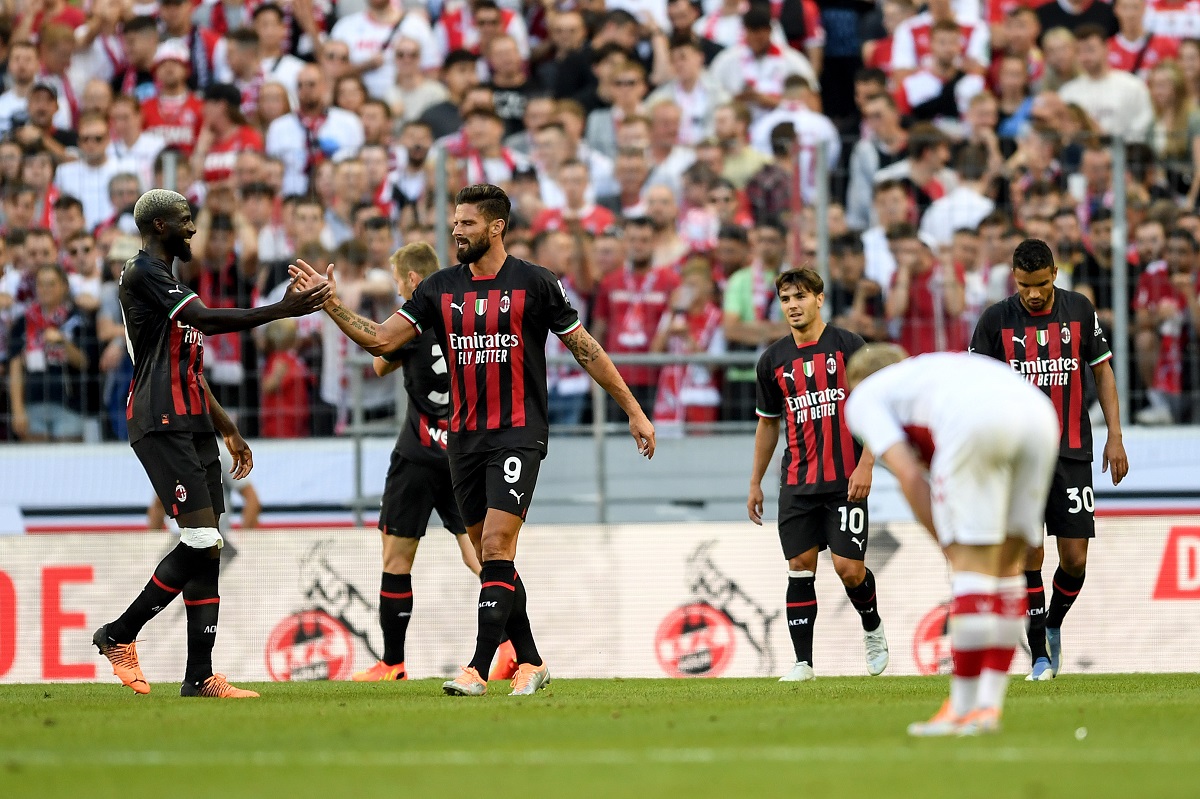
[845,345,1059,736]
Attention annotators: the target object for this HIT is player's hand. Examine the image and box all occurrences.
[847,460,873,502]
[747,484,765,526]
[288,259,338,301]
[224,433,253,479]
[1103,436,1128,486]
[630,413,655,459]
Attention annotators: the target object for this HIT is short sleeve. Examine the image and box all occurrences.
[542,269,581,337]
[1079,297,1112,367]
[755,350,783,418]
[398,276,439,335]
[968,307,1001,359]
[845,383,905,457]
[126,263,198,320]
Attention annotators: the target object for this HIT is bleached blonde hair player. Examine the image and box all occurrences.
[844,344,1059,736]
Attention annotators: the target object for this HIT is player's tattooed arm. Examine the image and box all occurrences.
[329,302,377,337]
[562,326,656,459]
[289,259,416,355]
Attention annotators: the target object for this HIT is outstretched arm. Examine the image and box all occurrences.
[562,325,656,459]
[290,260,418,356]
[177,281,330,336]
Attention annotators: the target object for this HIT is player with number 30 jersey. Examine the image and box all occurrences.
[969,239,1129,682]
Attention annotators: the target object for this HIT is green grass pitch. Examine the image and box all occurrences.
[1,675,1197,798]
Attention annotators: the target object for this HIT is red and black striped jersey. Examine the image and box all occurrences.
[755,325,866,495]
[118,251,212,443]
[397,256,581,455]
[389,327,451,467]
[969,290,1111,462]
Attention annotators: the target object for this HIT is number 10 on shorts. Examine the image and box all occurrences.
[839,506,865,534]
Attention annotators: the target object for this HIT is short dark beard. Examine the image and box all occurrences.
[457,235,491,264]
[168,234,192,263]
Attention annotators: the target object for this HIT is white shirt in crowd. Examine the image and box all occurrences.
[890,12,990,72]
[54,155,141,230]
[266,107,365,195]
[329,10,439,100]
[919,185,995,248]
[0,90,72,138]
[709,43,819,118]
[108,132,167,192]
[861,226,897,296]
[749,101,840,202]
[1058,70,1154,143]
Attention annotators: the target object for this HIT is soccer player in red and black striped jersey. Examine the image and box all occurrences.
[291,184,655,697]
[352,242,484,683]
[748,267,890,681]
[969,238,1129,681]
[93,188,329,699]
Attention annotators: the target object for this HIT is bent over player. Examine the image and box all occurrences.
[94,189,329,697]
[353,242,483,682]
[969,239,1129,680]
[748,268,889,681]
[846,346,1059,736]
[292,184,655,696]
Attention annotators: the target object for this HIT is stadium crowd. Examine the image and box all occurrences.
[1,0,1200,442]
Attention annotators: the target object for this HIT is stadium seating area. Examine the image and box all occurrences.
[1,0,1199,442]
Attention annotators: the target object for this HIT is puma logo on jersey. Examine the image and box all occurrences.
[450,301,465,314]
[1012,335,1027,346]
[168,287,185,295]
[851,536,865,551]
[509,489,525,504]
[783,369,795,382]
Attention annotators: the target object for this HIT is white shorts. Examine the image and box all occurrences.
[930,402,1058,548]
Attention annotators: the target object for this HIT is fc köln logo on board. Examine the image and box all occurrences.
[475,298,487,315]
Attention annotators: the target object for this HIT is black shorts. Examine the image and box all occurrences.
[131,432,225,519]
[379,452,465,537]
[449,447,543,527]
[1044,457,1095,539]
[777,491,869,561]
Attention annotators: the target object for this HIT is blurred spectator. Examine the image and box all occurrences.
[745,122,795,228]
[749,75,839,204]
[1036,0,1117,42]
[651,258,724,430]
[7,265,91,442]
[591,216,681,420]
[419,49,480,139]
[13,81,74,162]
[862,178,910,292]
[1059,25,1153,141]
[260,318,313,438]
[920,144,995,247]
[54,114,138,231]
[194,83,265,188]
[644,184,689,268]
[714,102,771,189]
[142,42,205,157]
[0,41,66,139]
[389,36,450,123]
[891,0,989,79]
[253,3,306,99]
[266,63,365,195]
[875,122,956,224]
[862,0,916,80]
[108,97,167,191]
[709,5,818,119]
[1110,0,1178,79]
[1134,225,1196,423]
[1040,26,1080,91]
[647,34,728,146]
[531,159,615,235]
[95,235,139,440]
[112,16,160,103]
[330,0,437,101]
[847,93,909,230]
[587,60,648,158]
[828,233,887,342]
[721,222,786,421]
[1144,61,1200,206]
[896,19,986,121]
[885,223,965,355]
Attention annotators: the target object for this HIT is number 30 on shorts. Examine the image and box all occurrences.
[1066,486,1094,514]
[839,506,865,534]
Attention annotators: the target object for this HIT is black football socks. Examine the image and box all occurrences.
[1046,567,1085,629]
[786,571,818,665]
[182,553,220,685]
[1025,569,1048,660]
[467,560,518,674]
[379,572,414,666]
[845,568,882,632]
[107,542,200,644]
[504,571,542,666]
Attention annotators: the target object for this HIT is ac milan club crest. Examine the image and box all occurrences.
[1061,326,1071,344]
[500,294,511,313]
[174,484,187,503]
[826,356,837,374]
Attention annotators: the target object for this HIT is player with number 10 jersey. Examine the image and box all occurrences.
[748,268,889,682]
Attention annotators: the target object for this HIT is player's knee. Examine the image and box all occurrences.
[178,527,223,550]
[1024,545,1045,569]
[835,559,865,587]
[1059,550,1087,576]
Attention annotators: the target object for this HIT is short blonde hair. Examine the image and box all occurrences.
[390,241,440,278]
[846,343,909,389]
